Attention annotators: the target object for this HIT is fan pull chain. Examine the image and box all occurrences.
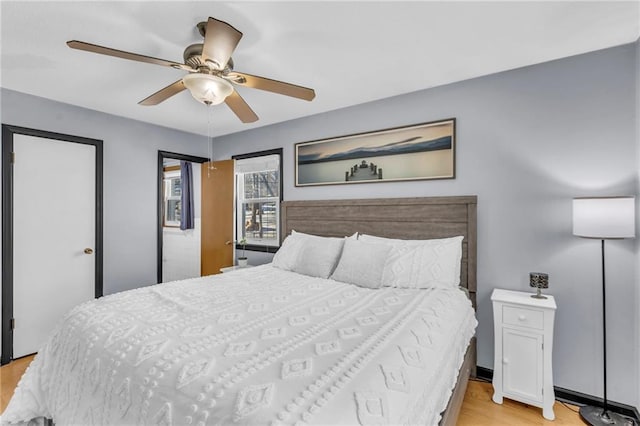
[207,104,216,177]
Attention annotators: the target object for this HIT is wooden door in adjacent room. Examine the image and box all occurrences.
[201,159,235,275]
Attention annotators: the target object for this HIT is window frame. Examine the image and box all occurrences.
[232,148,283,254]
[163,170,182,227]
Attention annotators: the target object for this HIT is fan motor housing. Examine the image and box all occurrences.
[183,43,233,72]
[183,44,204,68]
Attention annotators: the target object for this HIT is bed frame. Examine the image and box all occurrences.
[281,195,477,425]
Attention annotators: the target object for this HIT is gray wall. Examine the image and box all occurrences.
[216,43,639,405]
[0,88,208,296]
[636,37,640,412]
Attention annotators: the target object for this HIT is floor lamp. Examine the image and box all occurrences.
[572,196,635,426]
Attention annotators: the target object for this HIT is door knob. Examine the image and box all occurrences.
[225,240,232,245]
[84,248,94,254]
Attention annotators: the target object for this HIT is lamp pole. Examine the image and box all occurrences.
[574,196,635,426]
[600,239,609,420]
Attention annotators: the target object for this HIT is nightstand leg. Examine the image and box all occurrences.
[491,381,503,404]
[543,405,555,421]
[491,361,503,404]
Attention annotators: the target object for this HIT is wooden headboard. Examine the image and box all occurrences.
[281,196,477,306]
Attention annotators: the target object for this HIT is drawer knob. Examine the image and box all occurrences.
[503,358,509,365]
[518,315,526,321]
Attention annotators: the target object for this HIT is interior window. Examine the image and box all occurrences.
[234,150,282,251]
[163,170,181,227]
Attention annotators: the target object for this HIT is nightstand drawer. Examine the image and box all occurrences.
[503,306,543,330]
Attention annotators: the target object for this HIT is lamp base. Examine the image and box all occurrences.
[579,406,630,425]
[531,287,548,299]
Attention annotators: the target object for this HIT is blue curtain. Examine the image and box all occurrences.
[180,161,194,230]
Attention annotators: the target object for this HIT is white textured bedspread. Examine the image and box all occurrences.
[3,265,476,426]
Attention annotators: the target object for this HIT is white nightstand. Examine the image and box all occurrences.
[491,288,557,420]
[220,265,253,273]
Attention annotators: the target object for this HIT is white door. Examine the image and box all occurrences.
[12,134,96,358]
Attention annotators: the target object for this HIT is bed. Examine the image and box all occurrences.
[2,196,477,426]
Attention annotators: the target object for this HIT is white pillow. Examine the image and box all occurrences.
[272,230,346,278]
[330,238,392,289]
[272,232,304,271]
[359,234,446,246]
[359,234,464,289]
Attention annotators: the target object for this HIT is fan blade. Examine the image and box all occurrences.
[225,90,258,123]
[139,80,186,106]
[231,72,315,101]
[67,40,189,70]
[202,17,243,70]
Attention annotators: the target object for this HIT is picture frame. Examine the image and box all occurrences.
[295,118,456,186]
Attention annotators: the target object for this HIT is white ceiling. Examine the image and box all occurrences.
[1,1,638,138]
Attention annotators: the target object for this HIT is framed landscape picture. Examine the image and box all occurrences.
[295,118,455,186]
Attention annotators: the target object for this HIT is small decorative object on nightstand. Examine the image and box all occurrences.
[237,238,248,267]
[529,272,549,299]
[491,288,557,420]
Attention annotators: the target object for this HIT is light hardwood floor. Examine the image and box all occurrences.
[0,355,34,414]
[459,379,582,425]
[1,356,582,424]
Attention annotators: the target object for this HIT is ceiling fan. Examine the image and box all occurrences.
[67,17,316,123]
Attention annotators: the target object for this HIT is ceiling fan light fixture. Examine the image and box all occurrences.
[182,73,233,105]
[68,16,315,119]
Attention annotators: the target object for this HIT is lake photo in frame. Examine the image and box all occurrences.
[295,118,455,186]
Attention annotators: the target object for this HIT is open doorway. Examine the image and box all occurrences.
[157,151,208,283]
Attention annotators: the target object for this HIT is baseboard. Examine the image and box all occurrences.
[475,366,493,381]
[554,387,640,422]
[475,366,639,422]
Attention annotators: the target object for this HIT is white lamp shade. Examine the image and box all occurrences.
[573,197,636,239]
[182,73,234,105]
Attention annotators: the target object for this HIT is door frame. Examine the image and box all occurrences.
[157,151,208,284]
[1,124,103,365]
